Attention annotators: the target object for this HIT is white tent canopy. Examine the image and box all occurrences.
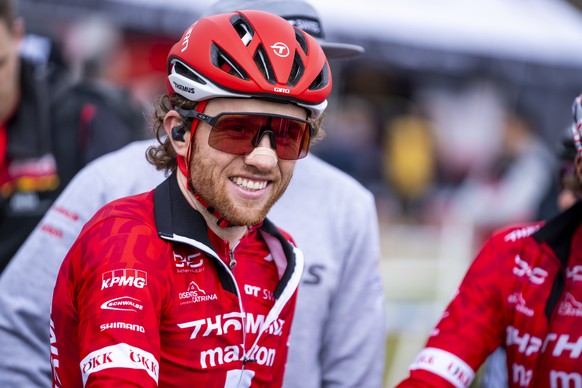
[315,0,582,67]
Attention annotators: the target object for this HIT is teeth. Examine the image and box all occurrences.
[232,177,268,191]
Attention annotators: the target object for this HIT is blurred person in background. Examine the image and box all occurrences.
[0,0,145,273]
[420,81,554,243]
[0,0,385,387]
[0,0,61,271]
[396,93,582,387]
[51,15,147,185]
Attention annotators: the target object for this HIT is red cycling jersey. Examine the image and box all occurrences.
[50,174,304,387]
[397,201,582,388]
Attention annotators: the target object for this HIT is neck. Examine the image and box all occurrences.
[175,172,248,246]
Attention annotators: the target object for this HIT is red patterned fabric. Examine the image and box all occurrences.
[50,179,300,387]
[398,202,582,388]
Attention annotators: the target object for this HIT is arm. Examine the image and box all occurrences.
[396,236,508,388]
[50,216,166,386]
[0,162,112,387]
[320,191,385,388]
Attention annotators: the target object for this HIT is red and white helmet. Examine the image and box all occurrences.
[166,10,332,119]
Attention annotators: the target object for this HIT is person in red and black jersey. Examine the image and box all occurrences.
[397,94,582,387]
[50,10,332,387]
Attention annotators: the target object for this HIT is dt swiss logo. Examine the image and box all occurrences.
[270,42,290,58]
[101,269,147,290]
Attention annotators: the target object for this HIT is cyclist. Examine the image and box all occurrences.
[397,94,582,387]
[50,10,331,386]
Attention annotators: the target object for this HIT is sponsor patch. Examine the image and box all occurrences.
[101,269,147,290]
[100,296,144,312]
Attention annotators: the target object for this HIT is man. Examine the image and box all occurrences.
[0,0,61,270]
[397,93,582,387]
[0,1,385,387]
[0,0,144,272]
[480,122,582,388]
[51,10,332,386]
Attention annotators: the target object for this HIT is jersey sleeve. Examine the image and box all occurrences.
[51,213,171,387]
[397,233,509,388]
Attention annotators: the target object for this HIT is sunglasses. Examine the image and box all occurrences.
[176,108,314,160]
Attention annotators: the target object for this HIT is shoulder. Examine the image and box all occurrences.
[86,139,159,171]
[282,154,375,211]
[295,154,373,197]
[488,222,544,246]
[471,222,545,268]
[72,190,169,267]
[77,139,165,195]
[83,191,156,234]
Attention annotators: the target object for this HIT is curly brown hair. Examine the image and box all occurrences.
[146,94,325,174]
[146,94,197,173]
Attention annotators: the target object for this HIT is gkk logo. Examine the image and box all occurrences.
[270,42,290,57]
[101,269,147,290]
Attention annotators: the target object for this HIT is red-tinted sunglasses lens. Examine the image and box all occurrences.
[207,114,312,160]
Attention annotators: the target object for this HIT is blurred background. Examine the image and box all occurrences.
[15,0,582,385]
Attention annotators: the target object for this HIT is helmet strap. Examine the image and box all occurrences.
[175,99,231,228]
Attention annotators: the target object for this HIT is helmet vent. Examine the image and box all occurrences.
[211,43,249,80]
[287,53,305,87]
[174,60,207,85]
[294,29,309,55]
[232,16,254,46]
[253,45,276,84]
[308,65,330,91]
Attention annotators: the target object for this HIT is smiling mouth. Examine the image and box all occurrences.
[231,177,268,191]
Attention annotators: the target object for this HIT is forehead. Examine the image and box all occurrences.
[204,98,307,119]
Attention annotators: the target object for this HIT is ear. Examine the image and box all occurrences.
[164,110,191,158]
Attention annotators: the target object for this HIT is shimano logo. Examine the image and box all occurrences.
[173,81,195,94]
[274,87,290,94]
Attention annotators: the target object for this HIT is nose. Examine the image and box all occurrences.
[244,135,278,170]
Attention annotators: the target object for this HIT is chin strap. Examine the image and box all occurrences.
[189,183,233,228]
[175,100,233,228]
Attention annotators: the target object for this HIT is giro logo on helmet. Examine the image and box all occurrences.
[274,87,290,94]
[270,42,290,58]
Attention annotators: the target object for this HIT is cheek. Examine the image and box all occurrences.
[0,58,18,92]
[279,160,297,178]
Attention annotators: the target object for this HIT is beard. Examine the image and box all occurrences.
[188,147,292,226]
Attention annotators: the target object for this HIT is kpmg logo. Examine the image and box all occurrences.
[101,269,147,290]
[270,42,290,58]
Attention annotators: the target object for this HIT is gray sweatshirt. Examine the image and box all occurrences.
[0,139,385,388]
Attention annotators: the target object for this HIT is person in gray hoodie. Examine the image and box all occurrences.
[0,1,386,387]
